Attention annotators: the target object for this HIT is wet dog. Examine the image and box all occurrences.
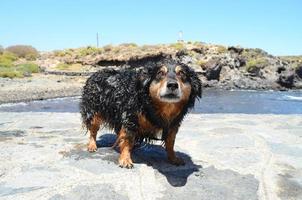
[80,56,202,168]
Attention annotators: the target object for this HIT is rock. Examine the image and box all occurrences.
[203,80,219,88]
[219,66,280,90]
[233,77,261,89]
[177,54,194,65]
[237,56,246,67]
[175,49,189,57]
[204,58,223,80]
[278,70,295,88]
[277,66,286,74]
[23,72,32,77]
[227,46,244,54]
[0,75,85,104]
[1,112,302,200]
[293,65,302,88]
[295,64,302,79]
[247,66,262,77]
[191,47,204,54]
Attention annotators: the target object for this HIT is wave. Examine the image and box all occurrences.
[285,95,302,101]
[0,96,80,108]
[0,102,27,108]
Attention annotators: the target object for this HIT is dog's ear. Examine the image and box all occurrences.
[138,66,155,87]
[188,67,202,98]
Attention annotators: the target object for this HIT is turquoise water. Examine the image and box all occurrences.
[0,90,302,114]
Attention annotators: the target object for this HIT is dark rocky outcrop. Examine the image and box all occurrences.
[296,65,302,79]
[278,70,295,88]
[204,58,222,80]
[97,60,126,67]
[37,43,302,90]
[96,53,168,68]
[228,46,244,54]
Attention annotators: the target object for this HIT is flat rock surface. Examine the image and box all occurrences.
[0,112,302,200]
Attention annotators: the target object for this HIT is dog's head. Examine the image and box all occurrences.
[140,56,202,107]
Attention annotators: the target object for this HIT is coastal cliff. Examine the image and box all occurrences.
[37,42,302,90]
[1,42,302,103]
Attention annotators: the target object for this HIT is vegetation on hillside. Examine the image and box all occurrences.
[0,45,4,54]
[216,45,227,54]
[0,51,39,78]
[54,46,103,57]
[196,59,207,67]
[0,52,18,68]
[245,57,269,73]
[169,42,185,50]
[55,63,83,71]
[241,49,271,74]
[5,45,39,60]
[279,55,302,69]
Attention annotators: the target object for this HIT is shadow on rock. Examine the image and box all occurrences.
[96,133,202,187]
[0,130,26,142]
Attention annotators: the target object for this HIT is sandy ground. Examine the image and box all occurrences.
[0,75,86,104]
[0,113,301,200]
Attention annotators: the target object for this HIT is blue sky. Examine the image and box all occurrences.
[1,0,301,55]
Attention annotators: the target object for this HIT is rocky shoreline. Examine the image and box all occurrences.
[0,74,86,104]
[0,71,300,105]
[37,43,302,90]
[1,42,302,104]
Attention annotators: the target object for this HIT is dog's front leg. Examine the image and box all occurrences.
[118,127,135,168]
[87,114,102,152]
[165,128,185,166]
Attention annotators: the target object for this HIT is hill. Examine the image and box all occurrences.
[1,42,302,103]
[36,42,302,90]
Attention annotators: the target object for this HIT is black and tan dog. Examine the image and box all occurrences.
[80,56,202,168]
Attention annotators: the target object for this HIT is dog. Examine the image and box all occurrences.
[80,56,202,168]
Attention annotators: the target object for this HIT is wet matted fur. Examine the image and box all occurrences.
[80,56,202,168]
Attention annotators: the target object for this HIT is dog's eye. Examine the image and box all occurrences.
[157,71,165,77]
[178,70,185,77]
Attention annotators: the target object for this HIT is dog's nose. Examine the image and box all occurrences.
[167,81,179,91]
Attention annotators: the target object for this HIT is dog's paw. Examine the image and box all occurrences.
[168,156,185,166]
[119,157,134,169]
[87,142,97,152]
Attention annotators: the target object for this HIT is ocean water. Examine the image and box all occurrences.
[0,89,302,114]
[193,89,302,114]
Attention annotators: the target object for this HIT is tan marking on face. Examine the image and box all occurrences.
[176,76,192,102]
[161,65,168,73]
[149,78,167,100]
[149,66,168,98]
[175,65,182,74]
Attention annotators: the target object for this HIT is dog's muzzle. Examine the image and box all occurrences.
[166,80,179,91]
[159,80,181,102]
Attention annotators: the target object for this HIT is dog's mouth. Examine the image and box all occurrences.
[162,93,179,98]
[159,93,181,102]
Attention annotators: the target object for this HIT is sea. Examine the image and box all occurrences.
[0,89,302,114]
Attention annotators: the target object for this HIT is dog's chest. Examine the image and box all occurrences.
[138,113,163,139]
